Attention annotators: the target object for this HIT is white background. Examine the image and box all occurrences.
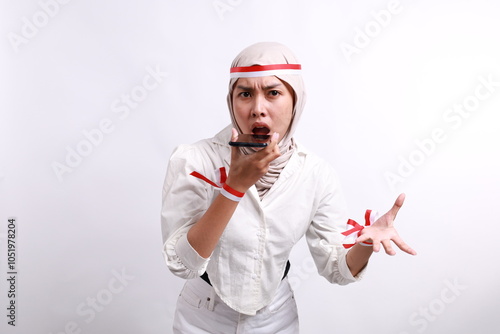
[1,0,500,333]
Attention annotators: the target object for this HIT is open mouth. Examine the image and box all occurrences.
[251,125,270,142]
[252,125,270,135]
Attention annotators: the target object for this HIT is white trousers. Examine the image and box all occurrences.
[173,277,299,334]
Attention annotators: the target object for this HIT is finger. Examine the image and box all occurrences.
[388,193,406,219]
[356,229,372,244]
[258,132,281,162]
[231,128,238,142]
[381,240,396,256]
[266,132,279,150]
[392,236,417,256]
[356,234,370,244]
[371,240,381,253]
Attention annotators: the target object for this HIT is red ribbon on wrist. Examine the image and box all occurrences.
[342,209,374,248]
[190,167,244,201]
[222,183,244,197]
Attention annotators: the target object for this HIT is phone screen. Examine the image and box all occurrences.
[228,134,270,147]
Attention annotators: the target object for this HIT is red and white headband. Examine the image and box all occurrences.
[230,64,301,78]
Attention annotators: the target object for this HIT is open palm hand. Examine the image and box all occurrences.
[356,194,417,256]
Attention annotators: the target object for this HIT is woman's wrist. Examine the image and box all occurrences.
[224,176,249,193]
[220,182,245,202]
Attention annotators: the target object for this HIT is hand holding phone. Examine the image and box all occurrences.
[225,129,280,191]
[229,134,270,147]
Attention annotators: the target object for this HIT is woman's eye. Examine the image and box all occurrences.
[240,92,250,98]
[269,90,279,96]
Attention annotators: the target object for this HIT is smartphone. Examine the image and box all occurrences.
[229,134,270,147]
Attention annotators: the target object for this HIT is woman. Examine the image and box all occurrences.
[161,42,416,333]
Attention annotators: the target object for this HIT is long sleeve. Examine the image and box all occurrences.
[161,144,212,279]
[305,164,367,285]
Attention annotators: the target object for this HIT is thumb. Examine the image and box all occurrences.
[389,193,405,219]
[230,128,241,158]
[231,128,238,142]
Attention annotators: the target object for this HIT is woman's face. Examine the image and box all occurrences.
[232,76,294,142]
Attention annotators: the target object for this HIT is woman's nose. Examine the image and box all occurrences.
[251,95,267,117]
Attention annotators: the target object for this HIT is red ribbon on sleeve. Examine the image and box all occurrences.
[190,167,227,188]
[190,167,245,202]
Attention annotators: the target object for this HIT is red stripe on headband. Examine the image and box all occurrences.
[230,64,301,73]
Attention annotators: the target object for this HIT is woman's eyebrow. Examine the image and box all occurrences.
[235,83,283,91]
[235,85,252,91]
[263,83,283,90]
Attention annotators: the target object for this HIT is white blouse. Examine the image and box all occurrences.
[161,125,365,315]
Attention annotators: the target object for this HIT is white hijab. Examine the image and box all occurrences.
[226,42,306,198]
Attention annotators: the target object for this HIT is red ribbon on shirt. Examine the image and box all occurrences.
[190,167,227,188]
[190,167,245,201]
[341,209,374,249]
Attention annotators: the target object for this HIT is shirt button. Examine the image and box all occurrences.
[251,274,257,280]
[253,254,260,260]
